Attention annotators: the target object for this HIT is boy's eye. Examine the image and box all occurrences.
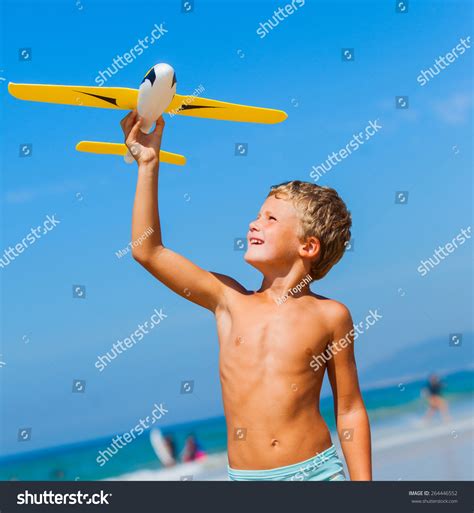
[269,216,277,221]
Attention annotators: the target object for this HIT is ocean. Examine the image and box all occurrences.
[1,368,472,481]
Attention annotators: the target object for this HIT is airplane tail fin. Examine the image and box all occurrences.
[75,141,186,166]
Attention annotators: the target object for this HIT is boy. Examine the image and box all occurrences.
[121,111,372,481]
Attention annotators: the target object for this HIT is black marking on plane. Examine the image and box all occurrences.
[141,67,156,85]
[172,72,177,87]
[74,90,118,106]
[179,105,220,110]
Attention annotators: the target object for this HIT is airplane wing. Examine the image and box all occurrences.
[9,82,287,123]
[76,141,186,166]
[166,94,287,124]
[8,83,138,109]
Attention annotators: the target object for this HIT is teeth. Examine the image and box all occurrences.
[250,239,263,245]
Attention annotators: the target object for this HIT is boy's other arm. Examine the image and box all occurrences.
[121,111,246,313]
[325,304,372,481]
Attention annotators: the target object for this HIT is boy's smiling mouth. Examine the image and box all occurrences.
[249,237,264,245]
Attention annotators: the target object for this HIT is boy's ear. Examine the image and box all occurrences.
[300,236,321,259]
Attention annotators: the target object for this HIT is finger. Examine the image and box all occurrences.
[120,112,132,135]
[152,116,165,135]
[123,114,139,143]
[126,110,139,133]
[120,110,133,128]
[127,116,143,143]
[120,110,138,133]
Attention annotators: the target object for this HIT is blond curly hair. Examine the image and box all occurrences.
[268,180,352,280]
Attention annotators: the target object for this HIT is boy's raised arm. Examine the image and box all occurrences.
[121,110,244,312]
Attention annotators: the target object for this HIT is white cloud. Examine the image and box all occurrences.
[433,92,472,125]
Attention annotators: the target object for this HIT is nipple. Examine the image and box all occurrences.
[305,347,313,356]
[271,439,279,447]
[235,336,244,346]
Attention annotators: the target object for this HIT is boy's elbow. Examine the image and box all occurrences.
[132,249,148,265]
[132,245,164,266]
[337,398,367,418]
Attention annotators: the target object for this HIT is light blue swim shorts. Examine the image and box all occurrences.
[228,444,346,481]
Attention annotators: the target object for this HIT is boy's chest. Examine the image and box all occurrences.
[216,298,331,371]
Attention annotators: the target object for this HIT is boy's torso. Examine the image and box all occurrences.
[215,290,336,470]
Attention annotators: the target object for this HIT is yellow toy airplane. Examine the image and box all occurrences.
[8,63,287,167]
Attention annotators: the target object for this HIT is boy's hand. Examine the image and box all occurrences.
[120,110,165,166]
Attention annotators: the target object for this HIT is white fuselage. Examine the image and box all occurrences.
[137,63,176,133]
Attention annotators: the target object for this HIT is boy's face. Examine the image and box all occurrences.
[245,195,310,274]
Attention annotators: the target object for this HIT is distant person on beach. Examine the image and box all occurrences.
[121,113,372,481]
[164,435,177,464]
[51,469,65,480]
[422,374,451,423]
[182,434,207,462]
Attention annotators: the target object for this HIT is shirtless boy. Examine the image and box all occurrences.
[121,111,372,481]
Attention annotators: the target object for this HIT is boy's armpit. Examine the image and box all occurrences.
[210,272,249,296]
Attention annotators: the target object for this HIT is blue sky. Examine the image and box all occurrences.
[1,0,472,457]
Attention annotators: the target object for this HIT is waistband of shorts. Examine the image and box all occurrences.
[227,444,337,480]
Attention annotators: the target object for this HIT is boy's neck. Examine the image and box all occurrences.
[257,268,314,301]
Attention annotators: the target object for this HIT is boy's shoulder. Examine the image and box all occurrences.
[307,293,352,327]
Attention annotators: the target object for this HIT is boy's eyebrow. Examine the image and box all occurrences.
[256,210,277,218]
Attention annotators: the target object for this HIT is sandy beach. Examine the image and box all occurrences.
[372,416,473,481]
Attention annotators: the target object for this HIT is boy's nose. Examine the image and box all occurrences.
[249,220,260,231]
